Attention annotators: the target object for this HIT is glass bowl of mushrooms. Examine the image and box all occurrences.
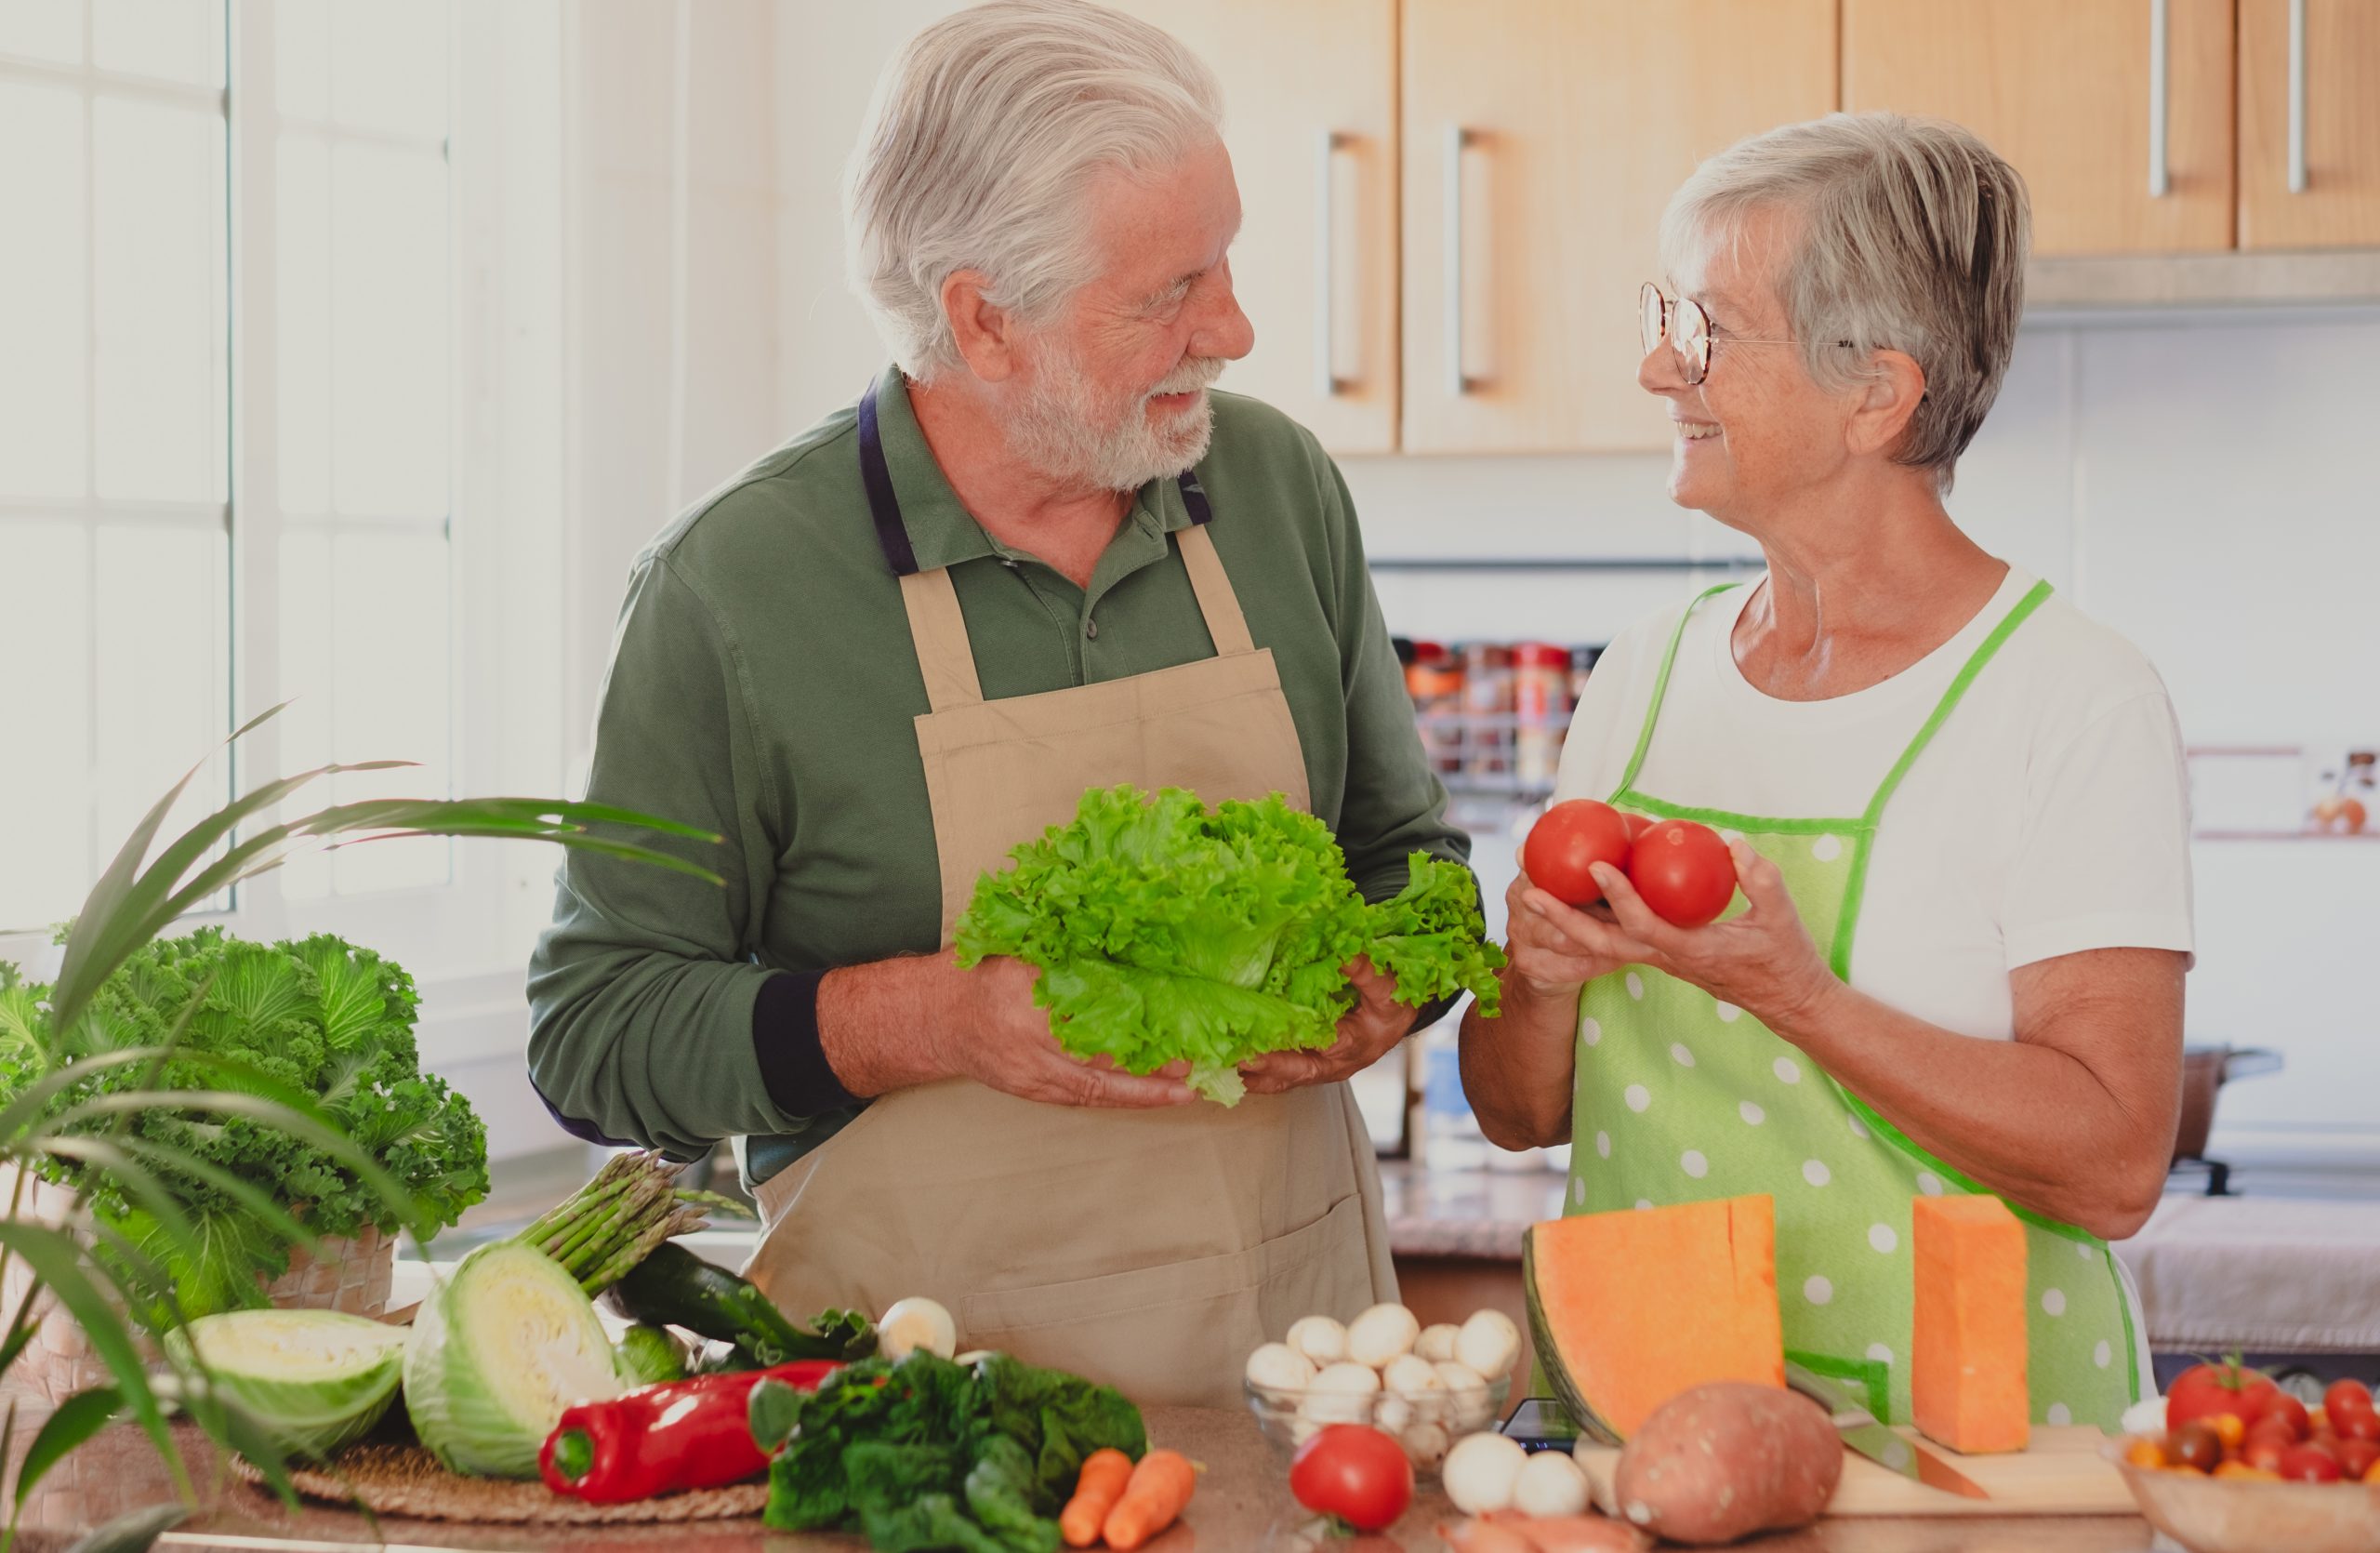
[1244,1304,1520,1481]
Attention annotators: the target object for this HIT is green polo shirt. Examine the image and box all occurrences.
[527,365,1467,1175]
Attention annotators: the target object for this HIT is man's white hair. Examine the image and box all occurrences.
[845,0,1223,380]
[1662,113,2031,494]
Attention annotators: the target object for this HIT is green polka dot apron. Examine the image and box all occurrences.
[1566,578,2141,1430]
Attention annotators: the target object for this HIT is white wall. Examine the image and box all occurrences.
[1342,313,2380,1167]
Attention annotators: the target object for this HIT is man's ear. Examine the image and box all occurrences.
[943,271,1019,383]
[1846,349,1927,460]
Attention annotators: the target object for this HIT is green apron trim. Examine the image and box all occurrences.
[1571,575,2142,1425]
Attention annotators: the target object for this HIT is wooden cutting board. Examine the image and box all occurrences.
[1574,1425,2138,1518]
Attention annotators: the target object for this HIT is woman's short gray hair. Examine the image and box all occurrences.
[845,0,1223,379]
[1661,113,2030,493]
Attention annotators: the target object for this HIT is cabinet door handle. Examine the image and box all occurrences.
[1444,124,1473,397]
[2148,0,2170,197]
[1314,129,1342,398]
[2288,0,2309,193]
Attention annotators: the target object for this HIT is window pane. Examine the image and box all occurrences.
[328,0,446,138]
[328,530,450,894]
[274,529,335,900]
[0,0,83,66]
[0,521,93,931]
[93,98,227,503]
[331,143,446,519]
[274,0,330,122]
[90,522,230,906]
[0,85,88,499]
[92,0,223,87]
[276,133,332,515]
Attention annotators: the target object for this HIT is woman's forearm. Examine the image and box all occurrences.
[1769,976,2176,1240]
[1458,971,1582,1150]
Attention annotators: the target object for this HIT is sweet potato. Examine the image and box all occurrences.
[1438,1515,1651,1553]
[1608,1382,1843,1544]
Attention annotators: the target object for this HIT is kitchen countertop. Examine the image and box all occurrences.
[4,1407,2161,1553]
[1378,1158,1566,1260]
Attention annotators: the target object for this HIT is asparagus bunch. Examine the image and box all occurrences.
[513,1149,747,1294]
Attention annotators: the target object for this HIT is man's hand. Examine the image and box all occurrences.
[1238,957,1416,1096]
[819,952,1195,1108]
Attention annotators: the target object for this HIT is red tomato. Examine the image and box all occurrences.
[1624,819,1737,928]
[2338,1439,2380,1479]
[2261,1392,2311,1440]
[1622,813,1655,843]
[2339,1409,2380,1443]
[2242,1434,2289,1473]
[2324,1378,2375,1422]
[2166,1361,2280,1433]
[2278,1444,2344,1483]
[1523,800,1633,908]
[1289,1424,1413,1533]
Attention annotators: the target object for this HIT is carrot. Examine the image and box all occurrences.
[1100,1447,1197,1550]
[1060,1448,1135,1547]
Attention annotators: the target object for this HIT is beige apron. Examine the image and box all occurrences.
[744,392,1395,1406]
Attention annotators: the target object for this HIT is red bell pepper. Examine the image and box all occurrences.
[539,1359,842,1503]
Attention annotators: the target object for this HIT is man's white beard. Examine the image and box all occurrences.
[1007,344,1225,495]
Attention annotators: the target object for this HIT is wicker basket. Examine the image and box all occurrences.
[0,1162,396,1407]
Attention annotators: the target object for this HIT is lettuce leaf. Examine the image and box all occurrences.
[954,786,1503,1103]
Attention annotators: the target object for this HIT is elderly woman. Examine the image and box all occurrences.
[1459,114,2191,1430]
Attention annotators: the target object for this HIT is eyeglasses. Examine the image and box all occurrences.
[1638,282,1809,388]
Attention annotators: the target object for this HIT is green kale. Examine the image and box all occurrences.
[0,927,489,1319]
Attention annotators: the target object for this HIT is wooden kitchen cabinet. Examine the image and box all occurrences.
[1399,0,1836,455]
[2240,0,2380,248]
[1842,0,2236,257]
[1104,0,1401,453]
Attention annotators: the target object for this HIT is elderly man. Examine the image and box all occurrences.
[527,0,1467,1405]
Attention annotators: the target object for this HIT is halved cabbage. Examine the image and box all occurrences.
[401,1241,621,1479]
[164,1308,410,1459]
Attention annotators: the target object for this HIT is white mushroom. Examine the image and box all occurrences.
[876,1296,958,1361]
[1454,1309,1521,1382]
[1441,1431,1528,1515]
[1435,1361,1496,1430]
[1286,1315,1350,1368]
[1375,1395,1415,1434]
[1346,1303,1421,1369]
[1414,1322,1462,1363]
[1244,1341,1317,1393]
[1381,1353,1442,1395]
[1299,1361,1382,1425]
[1512,1450,1592,1518]
[1400,1421,1453,1472]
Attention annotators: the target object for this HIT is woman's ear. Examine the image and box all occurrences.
[941,270,1019,383]
[1845,349,1927,459]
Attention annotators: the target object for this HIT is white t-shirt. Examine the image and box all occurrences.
[1551,565,2196,1039]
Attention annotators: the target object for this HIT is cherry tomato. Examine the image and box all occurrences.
[2277,1444,2343,1483]
[1624,819,1737,927]
[2260,1392,2311,1440]
[2167,1422,2224,1472]
[2241,1435,2289,1473]
[1289,1424,1413,1533]
[2165,1361,2279,1433]
[1523,800,1634,908]
[2338,1409,2380,1443]
[2324,1378,2375,1422]
[2337,1438,2380,1479]
[2210,1413,2248,1450]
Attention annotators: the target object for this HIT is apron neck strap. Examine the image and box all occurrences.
[1612,582,1741,795]
[1858,577,2054,828]
[900,570,985,711]
[1175,523,1256,656]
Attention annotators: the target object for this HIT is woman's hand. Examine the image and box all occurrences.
[1501,860,1630,1000]
[1517,839,1839,1033]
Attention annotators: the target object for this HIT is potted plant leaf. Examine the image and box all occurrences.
[0,705,719,1548]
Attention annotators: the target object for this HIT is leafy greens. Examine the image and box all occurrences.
[0,927,489,1319]
[954,785,1504,1102]
[752,1350,1146,1552]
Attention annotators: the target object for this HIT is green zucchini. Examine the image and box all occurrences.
[608,1241,877,1366]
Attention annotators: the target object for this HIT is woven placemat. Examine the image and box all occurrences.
[231,1445,770,1524]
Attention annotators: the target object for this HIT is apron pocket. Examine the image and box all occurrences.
[959,1192,1376,1408]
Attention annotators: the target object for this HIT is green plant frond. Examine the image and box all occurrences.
[34,1139,204,1265]
[14,1387,125,1513]
[111,1137,323,1267]
[0,1047,209,1149]
[0,1224,182,1495]
[42,1092,414,1228]
[56,1502,189,1553]
[318,827,724,882]
[48,750,218,1041]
